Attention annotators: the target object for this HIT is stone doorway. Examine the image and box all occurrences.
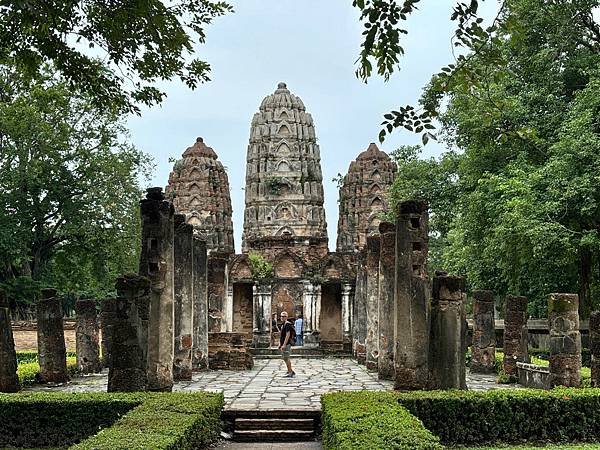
[320,283,342,349]
[232,283,253,340]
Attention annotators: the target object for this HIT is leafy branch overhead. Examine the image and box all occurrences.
[0,0,233,113]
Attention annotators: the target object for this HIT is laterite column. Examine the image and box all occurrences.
[471,290,496,374]
[0,289,19,392]
[75,299,101,374]
[548,293,581,387]
[378,222,396,380]
[502,295,529,379]
[192,237,209,370]
[37,288,68,383]
[365,235,380,371]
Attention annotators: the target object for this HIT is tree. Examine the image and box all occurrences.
[0,1,233,113]
[0,68,152,309]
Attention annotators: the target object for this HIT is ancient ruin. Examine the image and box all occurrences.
[503,295,529,378]
[74,298,101,374]
[548,293,581,387]
[591,311,600,387]
[192,237,209,370]
[377,222,395,380]
[471,290,496,373]
[37,288,68,383]
[100,297,115,369]
[0,289,19,393]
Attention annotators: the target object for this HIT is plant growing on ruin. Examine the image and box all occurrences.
[247,252,273,280]
[266,177,285,196]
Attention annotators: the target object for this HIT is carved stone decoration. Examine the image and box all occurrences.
[336,143,397,253]
[166,137,234,254]
[242,82,328,251]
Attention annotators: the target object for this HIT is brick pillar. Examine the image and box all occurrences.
[341,282,353,353]
[394,200,430,390]
[378,222,395,380]
[502,295,529,379]
[139,187,175,392]
[192,237,209,371]
[548,293,581,387]
[353,249,367,364]
[75,299,101,374]
[590,311,600,387]
[108,274,151,392]
[173,214,194,381]
[253,282,272,348]
[0,289,19,392]
[471,290,496,374]
[428,273,467,389]
[100,298,115,368]
[37,288,68,383]
[207,253,228,332]
[365,235,380,371]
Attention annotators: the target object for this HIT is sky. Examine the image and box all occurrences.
[127,0,499,253]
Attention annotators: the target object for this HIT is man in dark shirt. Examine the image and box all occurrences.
[279,311,295,378]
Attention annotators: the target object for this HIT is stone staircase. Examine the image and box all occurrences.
[250,345,350,359]
[223,409,320,442]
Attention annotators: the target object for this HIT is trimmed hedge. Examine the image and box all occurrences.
[17,355,80,385]
[398,388,600,446]
[321,392,442,450]
[0,392,224,449]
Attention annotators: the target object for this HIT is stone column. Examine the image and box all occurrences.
[590,311,600,387]
[428,273,467,389]
[207,253,228,332]
[365,235,380,371]
[313,284,322,345]
[100,298,116,369]
[252,282,272,348]
[108,274,151,392]
[192,237,209,371]
[471,290,496,374]
[302,281,314,344]
[173,214,194,381]
[225,282,234,332]
[502,295,529,379]
[341,282,353,353]
[394,200,430,390]
[37,288,68,383]
[378,222,396,380]
[75,299,101,374]
[139,187,175,392]
[0,289,19,392]
[353,250,367,363]
[548,293,581,387]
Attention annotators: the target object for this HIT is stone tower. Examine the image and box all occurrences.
[242,82,327,251]
[166,137,234,254]
[336,143,397,253]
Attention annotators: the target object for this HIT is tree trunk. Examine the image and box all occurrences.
[579,246,592,320]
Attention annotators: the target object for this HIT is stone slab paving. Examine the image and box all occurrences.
[26,358,518,409]
[213,442,323,449]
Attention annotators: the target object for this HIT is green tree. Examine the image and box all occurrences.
[0,68,152,307]
[0,1,232,112]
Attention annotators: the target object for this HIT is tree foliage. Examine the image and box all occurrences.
[0,68,152,309]
[0,1,233,113]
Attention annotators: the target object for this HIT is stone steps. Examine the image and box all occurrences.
[250,346,351,359]
[223,409,320,443]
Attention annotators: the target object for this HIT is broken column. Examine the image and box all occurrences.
[548,293,581,387]
[0,289,20,392]
[590,311,600,387]
[139,187,175,392]
[471,290,496,374]
[428,273,467,389]
[100,298,115,368]
[377,222,396,380]
[108,274,151,392]
[75,299,101,374]
[173,214,194,381]
[353,249,367,364]
[37,288,68,383]
[502,295,529,379]
[394,200,430,390]
[207,252,228,332]
[365,235,380,371]
[192,237,209,370]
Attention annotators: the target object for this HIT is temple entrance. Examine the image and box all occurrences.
[232,283,253,341]
[320,283,343,350]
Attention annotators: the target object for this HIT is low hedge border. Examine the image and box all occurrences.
[17,355,80,385]
[0,392,224,449]
[321,392,442,449]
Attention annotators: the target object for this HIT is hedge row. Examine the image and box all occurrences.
[16,350,77,363]
[398,388,600,446]
[17,355,79,385]
[0,392,224,449]
[321,392,442,450]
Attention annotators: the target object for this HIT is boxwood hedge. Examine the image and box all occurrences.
[0,391,223,449]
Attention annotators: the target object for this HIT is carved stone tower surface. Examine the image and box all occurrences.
[336,143,397,253]
[242,82,327,251]
[166,137,234,254]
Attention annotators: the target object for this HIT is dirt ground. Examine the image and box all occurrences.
[13,329,76,351]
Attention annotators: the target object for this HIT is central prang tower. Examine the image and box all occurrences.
[242,82,328,253]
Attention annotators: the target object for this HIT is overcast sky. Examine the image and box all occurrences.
[127,0,498,253]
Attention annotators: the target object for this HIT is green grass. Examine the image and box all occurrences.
[466,444,600,449]
[17,356,79,385]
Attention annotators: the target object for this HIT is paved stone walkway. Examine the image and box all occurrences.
[26,358,517,410]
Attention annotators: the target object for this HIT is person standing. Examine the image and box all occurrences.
[294,314,304,346]
[279,311,295,377]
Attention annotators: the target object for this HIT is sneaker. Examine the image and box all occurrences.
[284,372,295,378]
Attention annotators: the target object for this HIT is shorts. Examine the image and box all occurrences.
[281,344,292,360]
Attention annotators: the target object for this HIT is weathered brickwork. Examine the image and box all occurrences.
[75,299,101,374]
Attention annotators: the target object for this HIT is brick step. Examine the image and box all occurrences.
[235,418,314,431]
[233,429,315,442]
